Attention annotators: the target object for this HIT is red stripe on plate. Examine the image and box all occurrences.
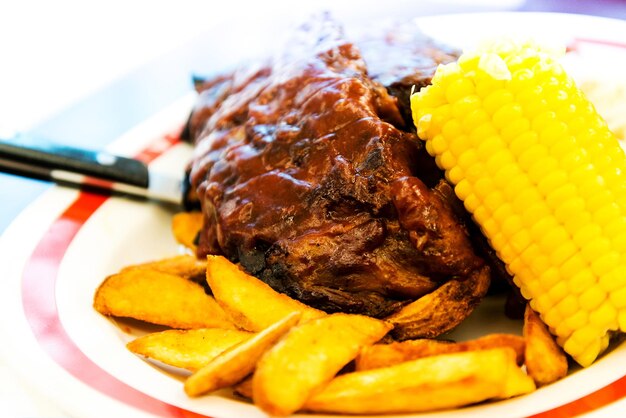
[21,128,208,418]
[568,37,626,53]
[529,374,626,418]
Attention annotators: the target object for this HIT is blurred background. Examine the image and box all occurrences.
[1,0,625,137]
[2,0,626,234]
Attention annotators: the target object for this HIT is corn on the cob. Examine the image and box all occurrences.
[411,40,626,367]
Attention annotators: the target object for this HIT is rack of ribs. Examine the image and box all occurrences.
[183,16,495,339]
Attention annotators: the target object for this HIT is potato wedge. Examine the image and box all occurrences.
[499,351,537,399]
[233,377,254,400]
[253,313,392,416]
[184,311,300,397]
[206,255,325,331]
[356,339,452,371]
[121,254,207,282]
[94,270,234,329]
[385,266,490,339]
[356,333,525,371]
[304,347,535,414]
[172,211,203,251]
[523,305,568,386]
[127,328,252,371]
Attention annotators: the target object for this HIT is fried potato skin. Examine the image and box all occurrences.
[356,339,451,371]
[184,312,300,397]
[206,255,325,331]
[233,376,254,400]
[524,305,568,386]
[121,254,207,283]
[253,313,392,416]
[127,328,252,371]
[356,333,525,371]
[304,347,534,414]
[386,265,490,339]
[498,347,537,399]
[171,211,203,251]
[94,269,233,329]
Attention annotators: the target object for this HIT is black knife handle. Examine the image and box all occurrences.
[0,135,149,188]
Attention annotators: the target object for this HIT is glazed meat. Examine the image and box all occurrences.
[359,22,460,129]
[186,18,489,322]
[357,24,515,298]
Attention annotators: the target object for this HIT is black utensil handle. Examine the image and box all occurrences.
[0,135,149,188]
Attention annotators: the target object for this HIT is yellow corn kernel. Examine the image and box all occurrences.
[613,234,626,254]
[438,151,457,170]
[580,237,611,264]
[488,230,505,249]
[600,265,626,292]
[508,68,534,93]
[486,152,514,177]
[600,334,611,353]
[589,301,617,329]
[577,342,602,367]
[501,117,530,140]
[618,310,626,330]
[541,268,562,290]
[411,39,626,366]
[579,287,606,312]
[568,326,597,351]
[431,134,448,155]
[537,170,567,197]
[445,77,475,103]
[591,252,619,277]
[546,281,569,306]
[501,214,523,238]
[549,320,573,345]
[520,203,549,228]
[528,218,556,247]
[483,89,514,114]
[452,95,481,119]
[510,131,538,157]
[556,295,579,318]
[555,198,586,227]
[568,268,595,294]
[446,166,464,184]
[510,229,532,254]
[463,194,480,213]
[454,179,472,201]
[493,164,518,190]
[564,311,588,333]
[609,286,626,309]
[545,184,577,211]
[594,203,621,227]
[550,240,576,267]
[528,158,559,186]
[543,308,563,329]
[528,291,550,314]
[604,217,626,240]
[571,224,601,249]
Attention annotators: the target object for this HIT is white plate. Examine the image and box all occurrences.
[2,11,626,418]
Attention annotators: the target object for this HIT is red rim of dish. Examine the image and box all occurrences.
[21,130,208,418]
